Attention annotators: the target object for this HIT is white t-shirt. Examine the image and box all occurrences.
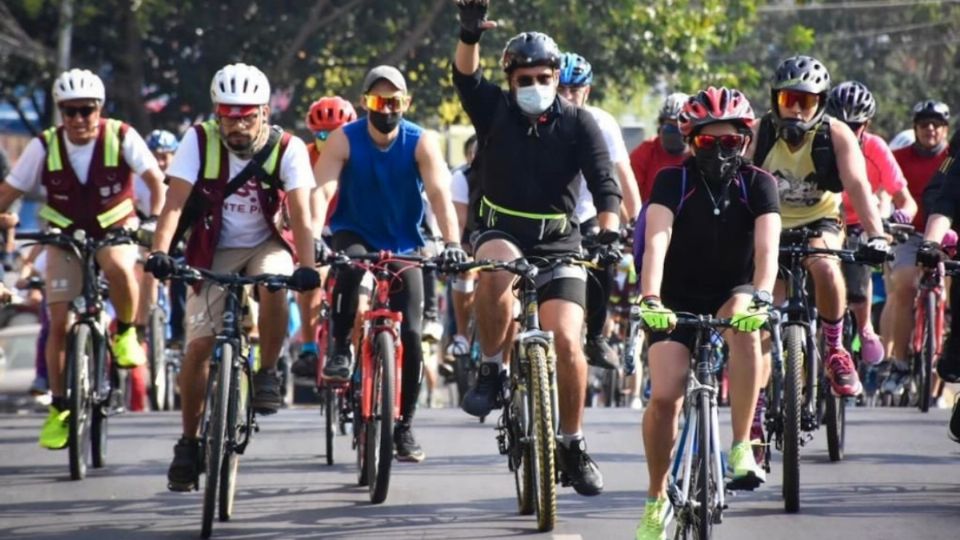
[133,174,153,216]
[450,165,469,205]
[5,125,158,194]
[575,105,629,223]
[165,127,315,249]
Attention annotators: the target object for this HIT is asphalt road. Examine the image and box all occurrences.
[1,406,959,540]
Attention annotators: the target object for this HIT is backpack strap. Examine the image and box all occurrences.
[811,116,842,192]
[753,112,777,168]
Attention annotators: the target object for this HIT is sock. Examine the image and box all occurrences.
[301,341,318,355]
[116,321,133,335]
[560,431,583,448]
[860,321,876,337]
[482,350,504,366]
[51,396,67,411]
[821,317,843,349]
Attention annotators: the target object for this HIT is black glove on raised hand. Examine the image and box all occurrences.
[917,240,946,268]
[290,267,321,291]
[145,251,176,279]
[456,0,491,44]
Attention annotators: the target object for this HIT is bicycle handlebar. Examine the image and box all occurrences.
[168,263,301,292]
[16,228,138,253]
[323,251,441,271]
[445,255,597,280]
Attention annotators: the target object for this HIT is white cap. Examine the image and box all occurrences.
[210,63,271,106]
[52,69,105,103]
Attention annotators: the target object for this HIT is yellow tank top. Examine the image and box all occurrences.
[761,129,841,229]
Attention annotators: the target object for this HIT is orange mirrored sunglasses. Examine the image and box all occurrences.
[777,89,820,110]
[363,93,410,113]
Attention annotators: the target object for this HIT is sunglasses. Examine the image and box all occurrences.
[61,105,97,118]
[314,130,330,141]
[363,93,409,113]
[516,73,554,87]
[916,119,948,129]
[692,133,747,151]
[777,90,820,110]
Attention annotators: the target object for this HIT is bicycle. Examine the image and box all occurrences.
[167,263,302,539]
[315,265,350,466]
[325,251,438,504]
[911,252,960,412]
[17,228,136,481]
[448,255,595,532]
[145,276,177,411]
[763,227,881,513]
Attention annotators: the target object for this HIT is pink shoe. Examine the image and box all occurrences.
[825,347,863,397]
[860,330,884,366]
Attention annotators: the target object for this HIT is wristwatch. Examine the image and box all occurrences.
[754,289,773,306]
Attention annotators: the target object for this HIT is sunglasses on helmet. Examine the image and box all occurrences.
[363,93,410,113]
[692,133,747,151]
[777,90,820,111]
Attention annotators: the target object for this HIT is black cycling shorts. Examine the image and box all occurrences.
[649,284,755,352]
[778,217,844,274]
[841,227,870,303]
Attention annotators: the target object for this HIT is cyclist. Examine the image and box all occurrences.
[557,51,641,370]
[824,82,916,372]
[882,100,951,391]
[446,134,479,365]
[144,63,321,490]
[291,95,357,379]
[312,65,464,462]
[751,56,889,397]
[0,68,165,449]
[635,87,780,539]
[454,0,622,495]
[630,93,690,203]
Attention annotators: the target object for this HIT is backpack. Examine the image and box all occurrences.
[753,112,843,193]
[632,165,750,277]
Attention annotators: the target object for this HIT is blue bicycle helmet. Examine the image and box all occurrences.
[559,52,593,87]
[146,129,179,153]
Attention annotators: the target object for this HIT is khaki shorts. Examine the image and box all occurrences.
[45,244,139,304]
[185,240,293,344]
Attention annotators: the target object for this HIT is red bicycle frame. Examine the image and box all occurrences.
[357,257,408,423]
[912,266,946,360]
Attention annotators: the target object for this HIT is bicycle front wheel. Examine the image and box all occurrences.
[695,392,715,540]
[920,291,937,413]
[782,325,803,513]
[528,344,557,532]
[201,343,232,538]
[366,331,396,504]
[324,385,335,465]
[67,323,94,481]
[219,351,248,522]
[509,349,534,515]
[147,307,167,411]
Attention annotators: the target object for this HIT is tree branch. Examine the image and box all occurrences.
[376,0,448,68]
[271,0,369,85]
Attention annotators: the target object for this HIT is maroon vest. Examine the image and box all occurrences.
[185,123,296,271]
[39,119,136,238]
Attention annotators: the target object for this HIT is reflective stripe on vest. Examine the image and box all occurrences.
[200,121,282,182]
[39,198,135,230]
[38,205,72,228]
[43,128,63,172]
[104,119,121,167]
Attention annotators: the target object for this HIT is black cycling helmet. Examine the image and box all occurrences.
[826,81,877,125]
[501,32,562,74]
[770,55,831,143]
[913,100,950,124]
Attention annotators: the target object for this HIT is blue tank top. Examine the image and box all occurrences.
[330,118,425,252]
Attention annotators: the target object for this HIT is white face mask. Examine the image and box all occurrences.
[515,85,556,116]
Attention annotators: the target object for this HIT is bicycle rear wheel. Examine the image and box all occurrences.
[324,385,335,465]
[824,389,845,462]
[782,325,803,513]
[528,344,557,532]
[201,344,232,539]
[147,307,167,411]
[354,381,368,486]
[219,351,247,522]
[67,323,94,480]
[919,291,937,413]
[366,331,396,504]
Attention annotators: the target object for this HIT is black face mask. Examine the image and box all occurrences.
[694,144,742,185]
[369,111,401,134]
[778,118,809,146]
[660,124,686,155]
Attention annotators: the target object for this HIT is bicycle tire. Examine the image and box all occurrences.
[354,381,368,486]
[324,385,335,465]
[509,349,535,516]
[147,307,167,411]
[783,325,803,513]
[164,360,178,411]
[920,291,937,413]
[367,331,396,504]
[91,342,111,469]
[696,392,714,540]
[454,353,471,406]
[528,344,557,532]
[219,351,247,522]
[824,392,845,461]
[67,323,94,481]
[201,343,232,539]
[603,367,619,408]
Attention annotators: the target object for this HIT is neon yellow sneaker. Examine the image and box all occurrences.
[39,406,70,450]
[113,327,146,368]
[727,440,766,490]
[636,496,670,540]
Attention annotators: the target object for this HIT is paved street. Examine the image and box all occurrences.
[1,406,958,539]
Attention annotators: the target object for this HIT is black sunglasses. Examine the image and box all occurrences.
[516,74,554,87]
[61,105,97,118]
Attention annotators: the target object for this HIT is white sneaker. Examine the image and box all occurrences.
[630,396,643,410]
[423,319,443,343]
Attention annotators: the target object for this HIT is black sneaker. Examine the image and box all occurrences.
[461,362,502,417]
[167,437,201,492]
[950,397,960,444]
[292,350,318,378]
[322,347,353,381]
[394,423,426,462]
[937,335,960,383]
[585,336,618,370]
[252,369,282,415]
[557,438,603,496]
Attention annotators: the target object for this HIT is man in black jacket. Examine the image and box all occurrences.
[452,0,622,496]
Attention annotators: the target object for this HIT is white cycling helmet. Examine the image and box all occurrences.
[888,129,916,151]
[52,69,105,103]
[210,63,270,106]
[659,92,689,121]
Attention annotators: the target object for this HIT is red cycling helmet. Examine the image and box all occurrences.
[678,87,756,137]
[306,96,357,132]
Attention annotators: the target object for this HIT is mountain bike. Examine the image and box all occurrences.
[17,228,136,480]
[168,263,302,538]
[315,266,350,466]
[912,255,960,412]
